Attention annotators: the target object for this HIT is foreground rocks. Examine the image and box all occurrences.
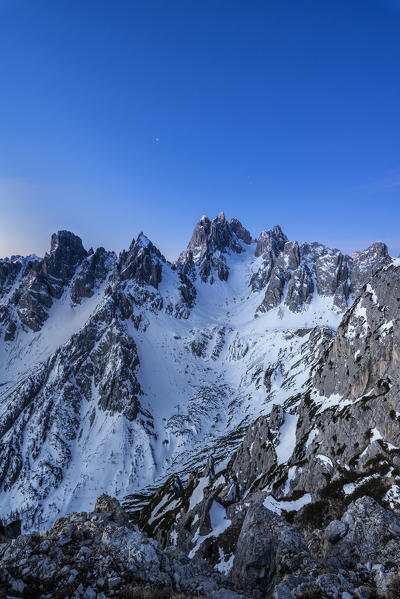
[11,492,399,599]
[135,470,400,598]
[233,497,400,598]
[0,495,247,599]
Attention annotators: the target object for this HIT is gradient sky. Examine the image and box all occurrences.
[1,0,400,260]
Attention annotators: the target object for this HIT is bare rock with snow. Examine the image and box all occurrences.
[178,213,250,283]
[0,495,248,599]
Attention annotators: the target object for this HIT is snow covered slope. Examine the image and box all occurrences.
[0,214,393,530]
[133,259,400,590]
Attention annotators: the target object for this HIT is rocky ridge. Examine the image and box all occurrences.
[0,494,247,599]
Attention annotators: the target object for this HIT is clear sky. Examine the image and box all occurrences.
[1,0,400,260]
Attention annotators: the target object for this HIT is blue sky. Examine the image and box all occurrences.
[1,0,399,260]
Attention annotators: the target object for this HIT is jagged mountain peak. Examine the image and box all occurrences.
[255,224,288,258]
[119,231,165,288]
[229,216,252,244]
[45,230,88,284]
[183,212,250,260]
[177,212,251,283]
[135,231,154,248]
[125,231,165,258]
[48,229,86,255]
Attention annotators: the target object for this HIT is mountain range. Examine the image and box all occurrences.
[1,213,400,598]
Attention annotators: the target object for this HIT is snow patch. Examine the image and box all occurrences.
[276,413,298,465]
[263,493,312,514]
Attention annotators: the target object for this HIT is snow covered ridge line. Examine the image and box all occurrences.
[0,213,398,536]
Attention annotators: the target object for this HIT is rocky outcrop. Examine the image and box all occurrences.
[232,504,315,595]
[321,496,400,567]
[0,232,88,334]
[257,267,288,312]
[255,225,287,259]
[178,213,250,283]
[119,233,164,289]
[71,247,115,303]
[284,263,314,312]
[350,242,390,296]
[314,249,350,310]
[0,257,23,298]
[314,261,400,399]
[132,450,400,598]
[45,230,88,292]
[253,234,392,314]
[229,218,252,245]
[226,417,276,491]
[184,213,245,259]
[0,495,247,599]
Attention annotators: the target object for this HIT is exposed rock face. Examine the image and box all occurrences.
[253,234,391,314]
[46,230,88,290]
[229,217,252,245]
[255,225,287,259]
[314,249,350,309]
[94,493,131,525]
[71,247,114,303]
[284,263,314,312]
[178,213,251,282]
[350,241,390,296]
[0,257,23,298]
[0,495,247,599]
[322,496,400,567]
[257,267,288,312]
[132,448,400,598]
[185,213,244,258]
[227,417,276,491]
[0,517,20,543]
[232,504,315,595]
[314,261,400,399]
[0,231,88,334]
[17,231,87,329]
[119,233,164,289]
[281,241,300,270]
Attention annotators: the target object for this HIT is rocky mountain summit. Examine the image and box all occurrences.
[1,214,400,598]
[177,212,251,283]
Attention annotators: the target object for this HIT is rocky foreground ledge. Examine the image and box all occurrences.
[0,495,247,599]
[2,494,400,599]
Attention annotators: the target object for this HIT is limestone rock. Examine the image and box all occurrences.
[119,232,164,289]
[177,213,250,283]
[227,416,277,491]
[232,504,315,594]
[0,496,247,599]
[255,225,287,259]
